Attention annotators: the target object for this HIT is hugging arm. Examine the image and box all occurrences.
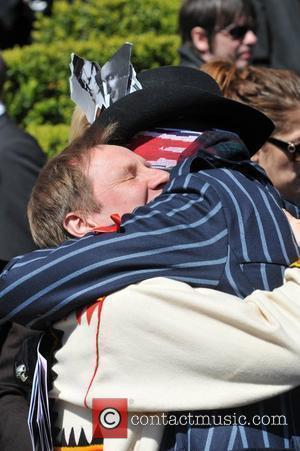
[0,161,227,328]
[284,209,300,244]
[91,270,300,410]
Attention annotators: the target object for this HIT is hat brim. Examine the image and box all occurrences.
[96,84,274,155]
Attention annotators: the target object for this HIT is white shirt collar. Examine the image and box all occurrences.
[0,102,6,117]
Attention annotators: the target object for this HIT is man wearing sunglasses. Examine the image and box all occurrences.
[178,0,257,69]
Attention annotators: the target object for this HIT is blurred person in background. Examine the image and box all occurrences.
[0,51,46,354]
[0,53,46,451]
[252,0,300,75]
[178,0,257,69]
[202,61,300,205]
[0,54,46,273]
[0,0,52,49]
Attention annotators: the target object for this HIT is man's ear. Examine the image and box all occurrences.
[190,26,210,53]
[63,211,98,238]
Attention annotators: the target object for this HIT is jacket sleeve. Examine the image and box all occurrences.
[83,270,300,411]
[0,323,40,451]
[0,170,228,329]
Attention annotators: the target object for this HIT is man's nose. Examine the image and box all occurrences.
[243,30,257,46]
[147,169,170,190]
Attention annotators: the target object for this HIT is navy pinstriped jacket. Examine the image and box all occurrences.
[0,130,299,449]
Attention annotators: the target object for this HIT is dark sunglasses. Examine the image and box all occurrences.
[221,23,256,40]
[267,137,300,156]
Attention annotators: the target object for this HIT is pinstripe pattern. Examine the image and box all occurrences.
[157,162,300,450]
[0,135,299,327]
[160,388,300,451]
[1,131,300,449]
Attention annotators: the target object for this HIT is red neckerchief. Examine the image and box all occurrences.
[92,214,121,234]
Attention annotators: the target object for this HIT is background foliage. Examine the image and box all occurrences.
[2,0,180,156]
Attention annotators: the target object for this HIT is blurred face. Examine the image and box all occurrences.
[211,16,257,68]
[87,145,170,224]
[252,109,300,204]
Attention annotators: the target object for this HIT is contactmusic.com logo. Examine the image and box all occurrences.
[92,398,128,438]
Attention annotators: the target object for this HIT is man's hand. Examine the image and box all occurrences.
[284,209,300,244]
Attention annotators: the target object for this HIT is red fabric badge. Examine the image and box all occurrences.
[128,128,202,169]
[92,214,121,234]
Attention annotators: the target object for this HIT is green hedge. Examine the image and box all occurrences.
[26,123,70,158]
[3,34,179,127]
[32,0,180,44]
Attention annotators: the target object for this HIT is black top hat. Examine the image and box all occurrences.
[95,66,274,155]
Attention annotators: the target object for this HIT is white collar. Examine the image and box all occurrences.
[0,102,6,117]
